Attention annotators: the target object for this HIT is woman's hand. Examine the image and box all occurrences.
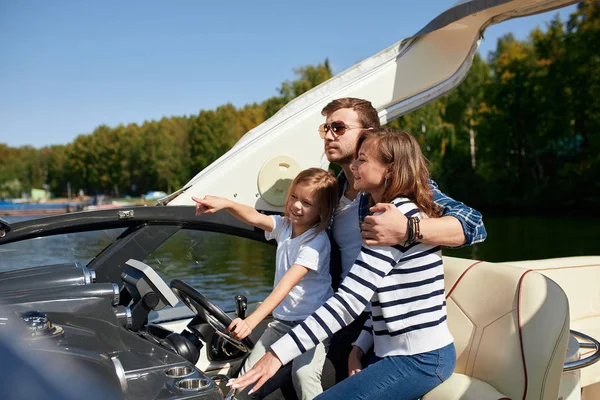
[226,317,252,340]
[348,345,365,376]
[192,195,230,216]
[227,350,283,394]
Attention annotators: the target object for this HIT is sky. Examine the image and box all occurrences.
[0,0,577,149]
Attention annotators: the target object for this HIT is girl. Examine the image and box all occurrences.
[229,128,456,400]
[192,167,338,400]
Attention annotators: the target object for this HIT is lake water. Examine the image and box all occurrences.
[1,215,597,310]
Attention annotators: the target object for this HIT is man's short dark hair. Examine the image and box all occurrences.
[321,98,381,129]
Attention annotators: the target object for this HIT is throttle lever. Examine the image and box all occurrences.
[235,295,247,319]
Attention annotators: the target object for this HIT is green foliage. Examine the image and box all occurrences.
[470,0,600,210]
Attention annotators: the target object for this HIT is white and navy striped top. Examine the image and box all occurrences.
[270,196,453,365]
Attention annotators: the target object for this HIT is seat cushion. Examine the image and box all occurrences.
[422,373,509,400]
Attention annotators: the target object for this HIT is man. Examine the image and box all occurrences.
[232,97,486,396]
[320,98,485,384]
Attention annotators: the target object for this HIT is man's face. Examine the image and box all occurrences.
[322,108,363,166]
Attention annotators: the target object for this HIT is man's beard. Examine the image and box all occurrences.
[327,152,354,166]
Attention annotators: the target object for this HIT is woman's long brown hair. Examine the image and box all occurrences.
[355,128,441,218]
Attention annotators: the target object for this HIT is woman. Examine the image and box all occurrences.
[229,127,455,400]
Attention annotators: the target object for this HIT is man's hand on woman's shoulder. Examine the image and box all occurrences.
[361,203,408,246]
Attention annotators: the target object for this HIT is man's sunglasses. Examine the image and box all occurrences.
[318,121,362,139]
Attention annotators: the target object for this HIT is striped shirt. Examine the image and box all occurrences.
[271,197,453,365]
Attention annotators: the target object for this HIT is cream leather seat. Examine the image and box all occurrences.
[423,257,570,400]
[507,256,600,399]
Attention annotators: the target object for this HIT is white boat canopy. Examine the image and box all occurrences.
[167,0,577,211]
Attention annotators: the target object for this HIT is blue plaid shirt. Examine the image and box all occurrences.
[336,171,487,247]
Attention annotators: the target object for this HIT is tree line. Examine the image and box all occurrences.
[1,1,598,213]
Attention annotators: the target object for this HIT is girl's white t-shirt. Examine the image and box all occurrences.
[265,215,333,321]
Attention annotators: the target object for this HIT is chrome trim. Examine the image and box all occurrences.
[164,365,193,378]
[175,378,210,392]
[90,269,97,283]
[564,329,600,372]
[82,267,92,285]
[158,188,185,205]
[211,374,236,400]
[112,284,120,306]
[114,306,133,329]
[111,356,128,391]
[125,307,132,329]
[118,210,135,219]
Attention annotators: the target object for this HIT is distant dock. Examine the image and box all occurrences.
[0,202,84,216]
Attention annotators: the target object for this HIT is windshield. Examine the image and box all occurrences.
[0,216,126,272]
[145,229,276,311]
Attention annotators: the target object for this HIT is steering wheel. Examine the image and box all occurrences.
[170,279,254,353]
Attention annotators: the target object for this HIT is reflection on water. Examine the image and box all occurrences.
[0,228,126,269]
[1,215,598,310]
[144,230,276,309]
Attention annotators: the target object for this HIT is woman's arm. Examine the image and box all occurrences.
[348,317,373,376]
[271,241,399,363]
[192,195,274,232]
[227,264,309,340]
[229,241,401,392]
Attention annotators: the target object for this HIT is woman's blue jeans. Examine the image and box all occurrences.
[315,343,456,400]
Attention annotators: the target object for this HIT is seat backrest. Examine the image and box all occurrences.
[507,256,600,389]
[506,256,600,322]
[443,257,570,400]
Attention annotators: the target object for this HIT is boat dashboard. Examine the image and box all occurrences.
[0,258,247,400]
